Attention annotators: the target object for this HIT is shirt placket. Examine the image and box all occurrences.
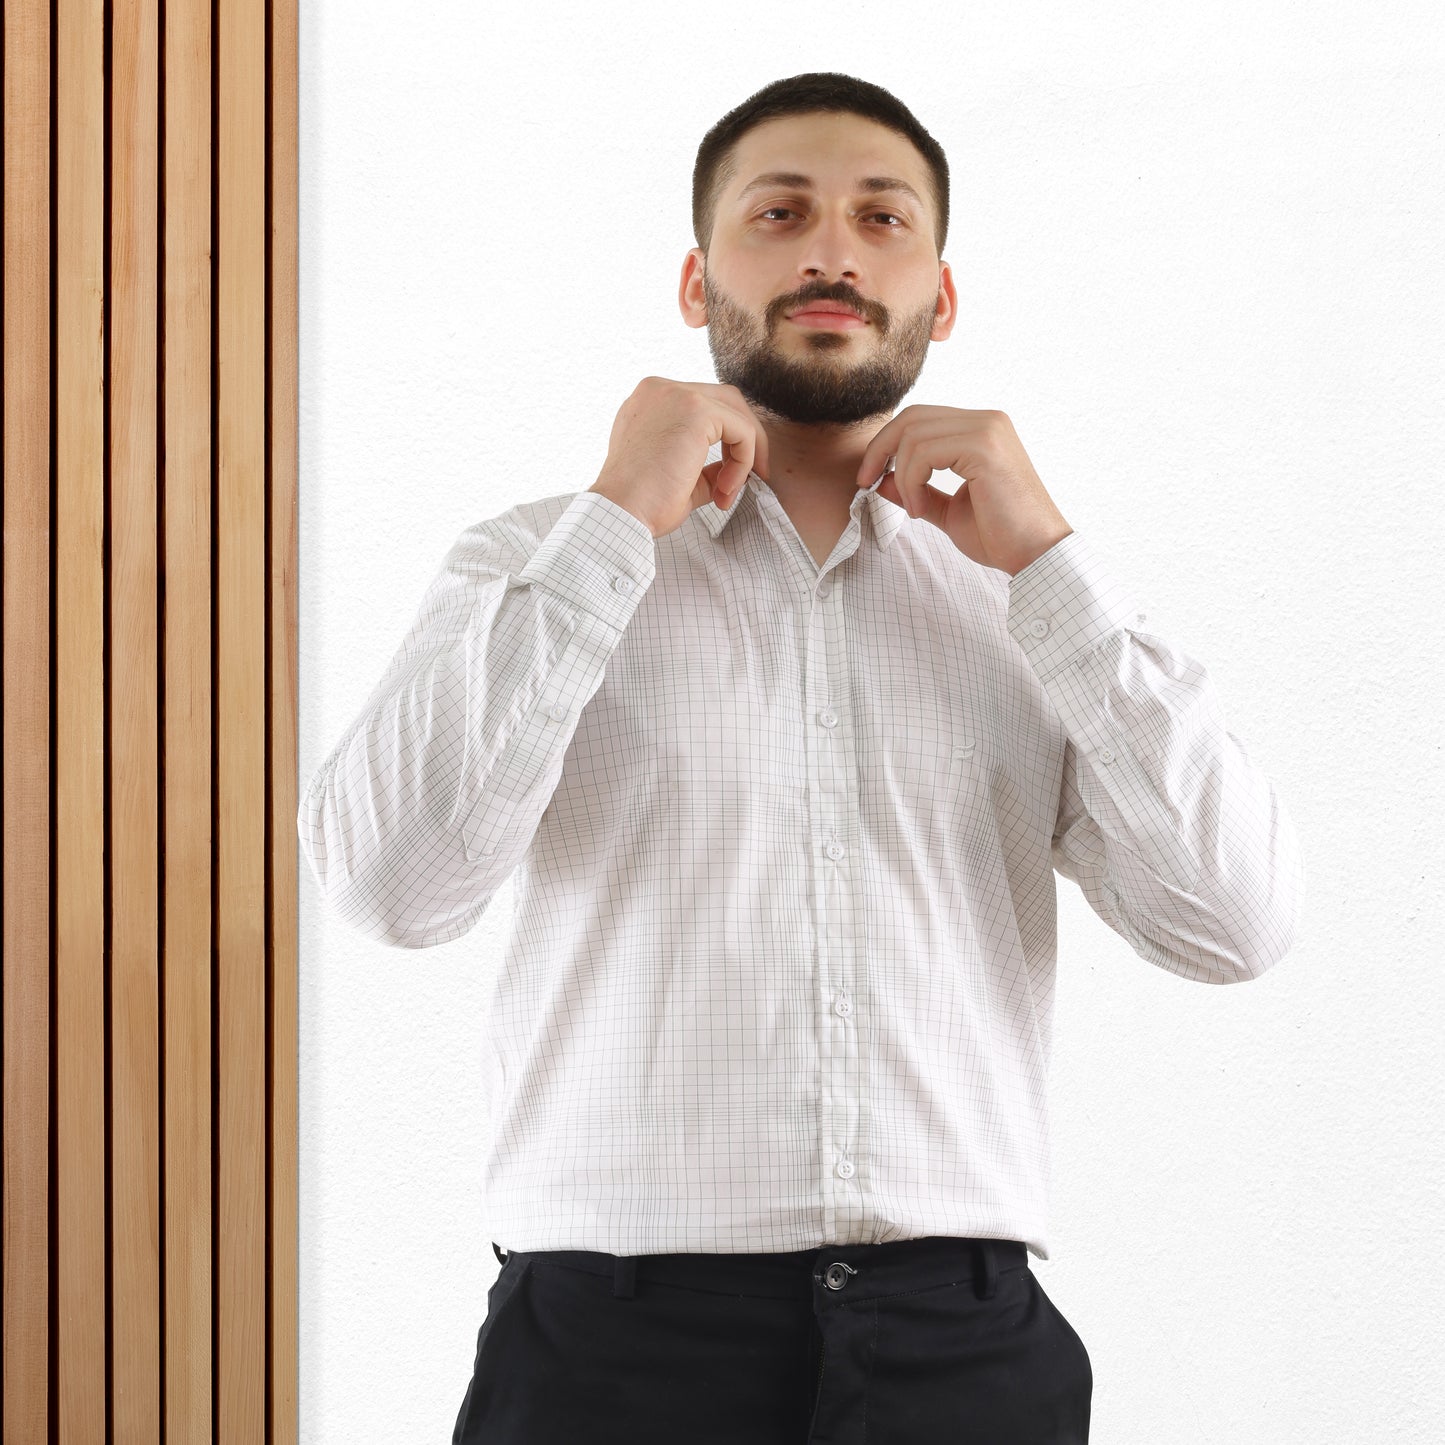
[805,560,867,1242]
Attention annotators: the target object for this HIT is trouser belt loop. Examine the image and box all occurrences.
[974,1240,998,1300]
[613,1255,638,1299]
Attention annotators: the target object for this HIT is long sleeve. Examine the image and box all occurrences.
[297,490,656,949]
[1006,531,1304,984]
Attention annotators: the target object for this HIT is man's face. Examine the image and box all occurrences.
[685,111,954,428]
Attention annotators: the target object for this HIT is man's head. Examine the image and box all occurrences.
[681,73,957,430]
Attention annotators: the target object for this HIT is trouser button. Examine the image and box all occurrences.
[821,1261,857,1290]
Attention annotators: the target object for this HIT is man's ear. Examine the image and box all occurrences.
[678,249,708,329]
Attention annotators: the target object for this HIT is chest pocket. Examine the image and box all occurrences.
[946,734,980,814]
[944,730,1008,845]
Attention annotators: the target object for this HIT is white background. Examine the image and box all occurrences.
[298,1,1445,1439]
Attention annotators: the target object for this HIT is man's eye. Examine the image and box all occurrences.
[758,207,903,226]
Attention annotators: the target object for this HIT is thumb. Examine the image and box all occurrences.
[693,458,727,509]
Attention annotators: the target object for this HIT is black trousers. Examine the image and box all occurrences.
[450,1234,1091,1443]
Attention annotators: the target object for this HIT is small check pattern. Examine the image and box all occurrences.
[298,439,1303,1260]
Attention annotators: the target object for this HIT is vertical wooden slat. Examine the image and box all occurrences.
[4,0,297,1435]
[269,0,301,1437]
[163,0,216,1439]
[2,3,53,1442]
[111,0,163,1438]
[217,0,268,1438]
[55,1,109,1439]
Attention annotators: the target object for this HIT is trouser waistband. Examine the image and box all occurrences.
[490,1234,1028,1304]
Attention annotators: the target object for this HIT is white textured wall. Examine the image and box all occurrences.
[299,2,1445,1439]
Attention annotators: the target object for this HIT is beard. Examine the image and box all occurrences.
[701,269,938,428]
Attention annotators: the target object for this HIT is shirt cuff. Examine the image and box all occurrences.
[517,490,657,632]
[1006,531,1148,680]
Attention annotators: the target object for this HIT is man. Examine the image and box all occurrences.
[298,72,1303,1444]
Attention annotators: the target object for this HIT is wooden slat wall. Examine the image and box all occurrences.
[2,1,299,1441]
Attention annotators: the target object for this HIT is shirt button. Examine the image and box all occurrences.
[834,996,852,1017]
[818,579,832,598]
[548,703,568,722]
[836,1158,854,1179]
[1028,617,1050,638]
[1098,747,1115,763]
[613,575,634,594]
[819,708,838,728]
[825,841,845,861]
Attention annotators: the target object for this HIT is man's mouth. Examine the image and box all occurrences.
[788,311,867,329]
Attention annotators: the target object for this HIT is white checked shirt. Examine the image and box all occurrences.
[298,438,1303,1261]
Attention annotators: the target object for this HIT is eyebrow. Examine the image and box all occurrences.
[735,171,926,211]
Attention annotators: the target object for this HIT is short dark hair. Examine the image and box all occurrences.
[692,72,950,260]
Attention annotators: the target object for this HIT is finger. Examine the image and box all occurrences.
[857,426,895,486]
[901,464,950,523]
[698,458,736,510]
[712,403,758,499]
[892,434,955,518]
[894,448,923,518]
[714,385,770,483]
[867,448,901,509]
[752,414,770,482]
[858,450,896,492]
[708,414,745,497]
[720,401,767,486]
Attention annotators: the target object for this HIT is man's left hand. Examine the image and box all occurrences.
[856,405,1073,577]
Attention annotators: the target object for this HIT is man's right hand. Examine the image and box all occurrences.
[587,377,772,541]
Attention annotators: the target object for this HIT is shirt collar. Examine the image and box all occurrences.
[695,438,907,551]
